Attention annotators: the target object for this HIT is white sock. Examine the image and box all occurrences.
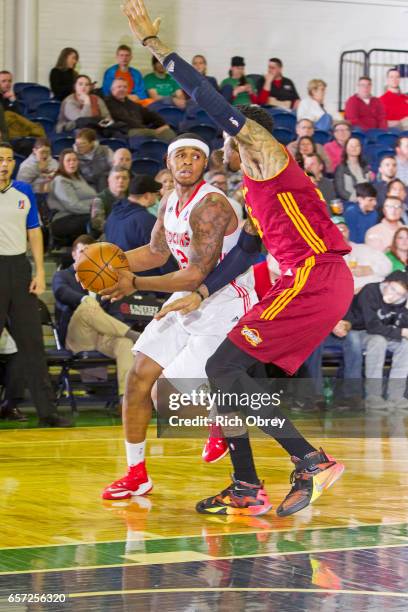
[125,440,146,467]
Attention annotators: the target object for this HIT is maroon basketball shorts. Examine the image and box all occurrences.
[228,254,354,375]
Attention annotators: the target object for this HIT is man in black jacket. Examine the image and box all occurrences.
[345,270,408,410]
[52,235,139,400]
[105,78,176,141]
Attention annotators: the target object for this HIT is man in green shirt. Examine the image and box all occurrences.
[220,56,257,106]
[144,56,181,99]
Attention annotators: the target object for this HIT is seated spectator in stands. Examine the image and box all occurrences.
[287,118,332,172]
[297,79,332,130]
[102,44,148,102]
[112,147,132,171]
[303,153,336,205]
[380,68,408,130]
[16,137,58,194]
[387,179,408,222]
[48,149,97,244]
[220,57,258,107]
[105,78,176,141]
[386,227,408,272]
[257,57,299,110]
[91,166,130,235]
[104,174,161,253]
[144,57,181,100]
[56,74,113,134]
[0,102,7,139]
[365,196,404,252]
[374,155,398,210]
[192,55,218,90]
[294,136,317,166]
[49,47,79,101]
[52,235,138,401]
[396,136,408,185]
[345,76,387,130]
[346,270,408,410]
[343,183,378,243]
[155,168,174,198]
[0,71,45,140]
[334,137,371,202]
[323,120,352,172]
[206,170,244,220]
[334,215,391,292]
[73,128,113,191]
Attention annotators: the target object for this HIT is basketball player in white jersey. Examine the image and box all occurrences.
[101,133,260,501]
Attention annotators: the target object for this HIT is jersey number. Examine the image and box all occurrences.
[175,249,189,269]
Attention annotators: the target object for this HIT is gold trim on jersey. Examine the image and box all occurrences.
[260,256,315,321]
[242,144,290,182]
[277,192,328,254]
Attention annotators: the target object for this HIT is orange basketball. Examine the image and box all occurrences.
[76,242,130,293]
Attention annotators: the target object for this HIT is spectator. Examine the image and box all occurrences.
[257,57,299,110]
[73,128,113,191]
[0,141,70,426]
[386,227,408,272]
[220,56,258,106]
[105,78,176,141]
[144,56,181,100]
[365,196,404,252]
[52,235,138,401]
[334,137,371,202]
[91,166,130,235]
[16,137,58,194]
[297,79,332,130]
[112,147,132,171]
[323,120,352,172]
[334,215,391,291]
[56,74,113,134]
[0,70,23,114]
[0,71,45,141]
[303,153,336,205]
[192,55,219,91]
[49,47,79,101]
[374,155,398,210]
[379,68,408,130]
[386,179,408,222]
[344,76,387,130]
[395,136,408,185]
[344,182,378,243]
[287,118,333,172]
[155,168,174,198]
[48,149,97,244]
[206,170,244,220]
[0,102,7,139]
[294,136,317,166]
[102,44,148,102]
[347,271,408,410]
[104,174,160,252]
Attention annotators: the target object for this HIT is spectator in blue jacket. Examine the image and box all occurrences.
[102,44,148,101]
[344,183,378,243]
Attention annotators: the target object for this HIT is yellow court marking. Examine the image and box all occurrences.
[0,542,407,576]
[67,587,408,599]
[123,551,214,564]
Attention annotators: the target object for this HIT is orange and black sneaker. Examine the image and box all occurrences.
[276,448,344,517]
[196,477,272,516]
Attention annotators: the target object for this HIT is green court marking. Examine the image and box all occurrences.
[1,522,408,574]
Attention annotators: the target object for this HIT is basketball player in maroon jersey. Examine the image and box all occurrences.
[121,0,354,517]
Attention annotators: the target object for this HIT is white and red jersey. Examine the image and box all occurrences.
[163,180,257,335]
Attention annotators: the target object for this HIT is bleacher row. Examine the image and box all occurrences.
[11,82,408,179]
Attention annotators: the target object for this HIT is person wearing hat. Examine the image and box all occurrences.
[104,174,162,253]
[220,57,258,106]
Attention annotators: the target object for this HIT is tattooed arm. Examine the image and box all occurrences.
[122,0,288,181]
[132,192,234,293]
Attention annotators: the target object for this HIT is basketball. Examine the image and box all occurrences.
[76,242,130,293]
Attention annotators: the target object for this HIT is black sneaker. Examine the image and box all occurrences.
[38,414,74,428]
[0,402,28,422]
[196,477,272,516]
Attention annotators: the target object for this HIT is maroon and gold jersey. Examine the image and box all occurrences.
[243,150,350,270]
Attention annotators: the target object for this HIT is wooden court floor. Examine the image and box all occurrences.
[1,417,408,611]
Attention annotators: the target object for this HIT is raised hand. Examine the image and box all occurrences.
[121,0,161,43]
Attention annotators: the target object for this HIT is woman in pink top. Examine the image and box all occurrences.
[365,196,404,251]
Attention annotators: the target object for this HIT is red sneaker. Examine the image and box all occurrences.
[102,461,153,500]
[202,425,229,463]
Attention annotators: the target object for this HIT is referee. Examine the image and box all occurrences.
[0,141,71,426]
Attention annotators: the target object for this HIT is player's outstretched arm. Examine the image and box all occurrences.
[121,0,287,180]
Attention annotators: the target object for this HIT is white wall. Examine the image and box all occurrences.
[3,0,408,113]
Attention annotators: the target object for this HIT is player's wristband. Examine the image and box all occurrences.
[142,35,158,46]
[195,288,206,302]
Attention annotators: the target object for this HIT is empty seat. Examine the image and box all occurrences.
[272,127,294,146]
[52,137,75,156]
[131,157,162,176]
[34,101,61,122]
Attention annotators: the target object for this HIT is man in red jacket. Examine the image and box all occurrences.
[345,77,387,130]
[380,69,408,130]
